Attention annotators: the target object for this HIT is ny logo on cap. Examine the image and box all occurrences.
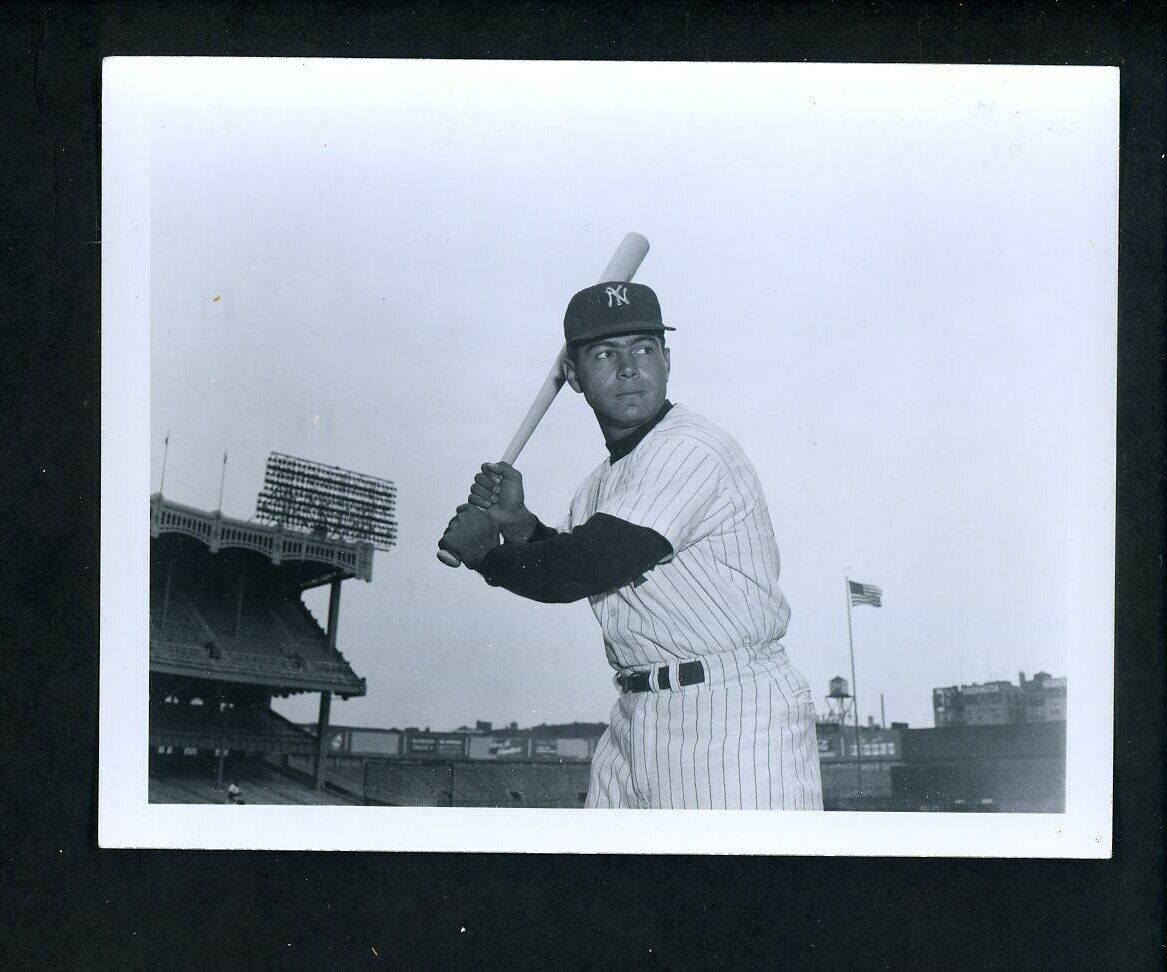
[605,285,630,308]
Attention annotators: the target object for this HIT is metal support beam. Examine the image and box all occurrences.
[314,691,332,791]
[216,703,229,789]
[326,578,342,650]
[159,558,174,633]
[314,579,343,789]
[234,569,246,638]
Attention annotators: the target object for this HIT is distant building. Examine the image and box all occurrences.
[1019,671,1067,722]
[933,671,1066,728]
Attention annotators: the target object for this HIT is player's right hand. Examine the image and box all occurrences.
[467,461,535,543]
[438,503,500,571]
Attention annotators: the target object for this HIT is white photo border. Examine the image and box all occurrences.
[98,57,1116,856]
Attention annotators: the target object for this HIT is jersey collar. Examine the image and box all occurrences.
[606,400,674,464]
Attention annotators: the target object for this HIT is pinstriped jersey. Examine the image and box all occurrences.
[560,404,791,670]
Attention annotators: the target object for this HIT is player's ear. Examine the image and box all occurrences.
[563,351,583,393]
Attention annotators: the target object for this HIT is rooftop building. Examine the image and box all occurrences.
[933,671,1066,728]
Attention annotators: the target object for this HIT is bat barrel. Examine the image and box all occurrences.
[598,232,650,283]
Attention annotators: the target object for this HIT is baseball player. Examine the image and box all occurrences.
[439,282,822,810]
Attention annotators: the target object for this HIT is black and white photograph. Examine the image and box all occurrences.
[99,58,1117,854]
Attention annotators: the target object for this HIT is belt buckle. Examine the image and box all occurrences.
[618,669,652,693]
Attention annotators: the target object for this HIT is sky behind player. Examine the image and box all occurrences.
[439,282,823,809]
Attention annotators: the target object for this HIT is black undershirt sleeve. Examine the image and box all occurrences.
[477,512,673,603]
[526,518,559,543]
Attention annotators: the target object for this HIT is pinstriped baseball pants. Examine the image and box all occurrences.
[585,644,824,810]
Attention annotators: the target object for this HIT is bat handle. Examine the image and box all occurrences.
[439,353,565,566]
[499,352,567,466]
[438,232,648,570]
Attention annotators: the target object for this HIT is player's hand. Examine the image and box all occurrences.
[466,461,537,543]
[438,504,500,571]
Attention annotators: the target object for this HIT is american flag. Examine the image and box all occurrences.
[849,580,883,608]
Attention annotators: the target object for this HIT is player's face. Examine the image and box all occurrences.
[565,332,671,442]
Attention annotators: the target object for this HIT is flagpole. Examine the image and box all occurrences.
[159,431,170,495]
[217,451,228,512]
[846,576,862,805]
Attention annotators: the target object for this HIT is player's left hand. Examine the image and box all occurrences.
[438,504,500,571]
[467,461,538,543]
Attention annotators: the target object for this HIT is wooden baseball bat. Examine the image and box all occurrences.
[438,232,650,567]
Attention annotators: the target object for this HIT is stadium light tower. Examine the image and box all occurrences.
[255,453,398,550]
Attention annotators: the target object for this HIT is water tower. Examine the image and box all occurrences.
[825,676,854,725]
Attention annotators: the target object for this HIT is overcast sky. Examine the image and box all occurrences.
[146,61,1116,731]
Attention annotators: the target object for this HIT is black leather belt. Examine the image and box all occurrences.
[617,660,706,693]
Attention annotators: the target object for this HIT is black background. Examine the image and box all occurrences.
[2,2,1163,967]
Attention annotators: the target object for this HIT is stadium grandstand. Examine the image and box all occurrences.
[149,453,396,805]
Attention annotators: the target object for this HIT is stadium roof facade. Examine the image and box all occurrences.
[151,493,374,587]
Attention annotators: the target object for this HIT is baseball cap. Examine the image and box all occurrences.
[563,281,676,347]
